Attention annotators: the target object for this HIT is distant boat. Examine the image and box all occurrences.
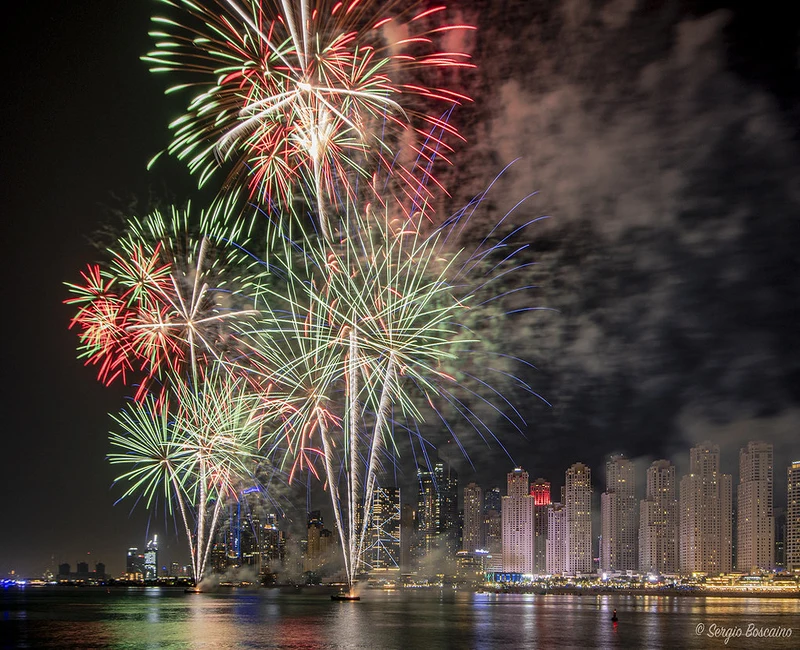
[331,592,360,601]
[611,609,618,622]
[184,587,202,594]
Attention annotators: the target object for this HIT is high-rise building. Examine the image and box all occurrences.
[787,461,800,572]
[485,487,502,514]
[639,460,678,575]
[530,479,551,573]
[775,507,786,571]
[484,508,503,571]
[601,455,637,573]
[400,504,415,572]
[502,467,534,573]
[463,483,485,552]
[126,548,144,580]
[144,535,158,580]
[305,511,325,573]
[546,502,567,575]
[679,442,733,576]
[260,513,285,575]
[417,462,459,572]
[565,463,593,575]
[737,441,774,573]
[367,486,402,571]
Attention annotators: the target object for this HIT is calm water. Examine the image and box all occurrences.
[2,588,798,649]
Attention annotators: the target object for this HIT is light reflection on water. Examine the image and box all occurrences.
[1,588,798,649]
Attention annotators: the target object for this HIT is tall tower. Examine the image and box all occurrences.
[462,483,485,552]
[416,462,458,572]
[679,442,733,575]
[502,468,533,573]
[530,478,551,573]
[601,455,637,573]
[367,486,402,571]
[565,463,592,575]
[144,535,158,581]
[639,460,678,574]
[546,502,567,575]
[787,461,800,573]
[737,441,774,573]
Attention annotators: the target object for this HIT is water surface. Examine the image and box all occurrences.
[2,587,798,649]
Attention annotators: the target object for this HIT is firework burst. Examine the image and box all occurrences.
[236,196,540,588]
[66,204,262,401]
[109,369,268,582]
[144,0,474,239]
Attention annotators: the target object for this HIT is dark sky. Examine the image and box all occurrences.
[1,0,798,577]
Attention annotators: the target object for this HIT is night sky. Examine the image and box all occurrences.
[2,0,798,577]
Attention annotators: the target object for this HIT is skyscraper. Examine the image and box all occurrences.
[679,442,733,576]
[126,548,145,580]
[502,467,533,573]
[546,502,567,575]
[601,454,637,573]
[485,487,502,513]
[144,535,158,581]
[400,503,415,572]
[260,513,286,576]
[462,483,485,552]
[639,460,678,575]
[787,461,800,573]
[737,441,774,573]
[417,462,458,572]
[305,511,325,573]
[367,486,402,571]
[530,478,551,573]
[484,508,503,571]
[565,463,593,575]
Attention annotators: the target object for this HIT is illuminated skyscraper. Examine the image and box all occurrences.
[737,441,774,573]
[485,487,502,513]
[530,478,551,573]
[546,503,567,575]
[565,463,593,575]
[484,508,503,571]
[639,460,678,575]
[305,511,324,573]
[679,442,733,575]
[417,462,458,572]
[367,486,402,571]
[601,454,637,572]
[462,483,485,552]
[144,535,158,581]
[400,503,415,572]
[126,548,144,580]
[502,467,533,573]
[787,461,800,572]
[260,513,286,575]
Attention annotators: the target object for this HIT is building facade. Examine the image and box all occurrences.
[600,455,637,573]
[530,478,551,574]
[416,462,459,573]
[502,468,534,573]
[737,441,774,573]
[639,460,678,575]
[367,486,402,571]
[679,442,733,576]
[462,483,485,552]
[788,461,800,572]
[546,502,567,575]
[565,463,593,575]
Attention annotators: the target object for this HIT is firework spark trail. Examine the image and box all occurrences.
[233,194,541,588]
[144,0,474,240]
[108,370,268,583]
[66,205,262,401]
